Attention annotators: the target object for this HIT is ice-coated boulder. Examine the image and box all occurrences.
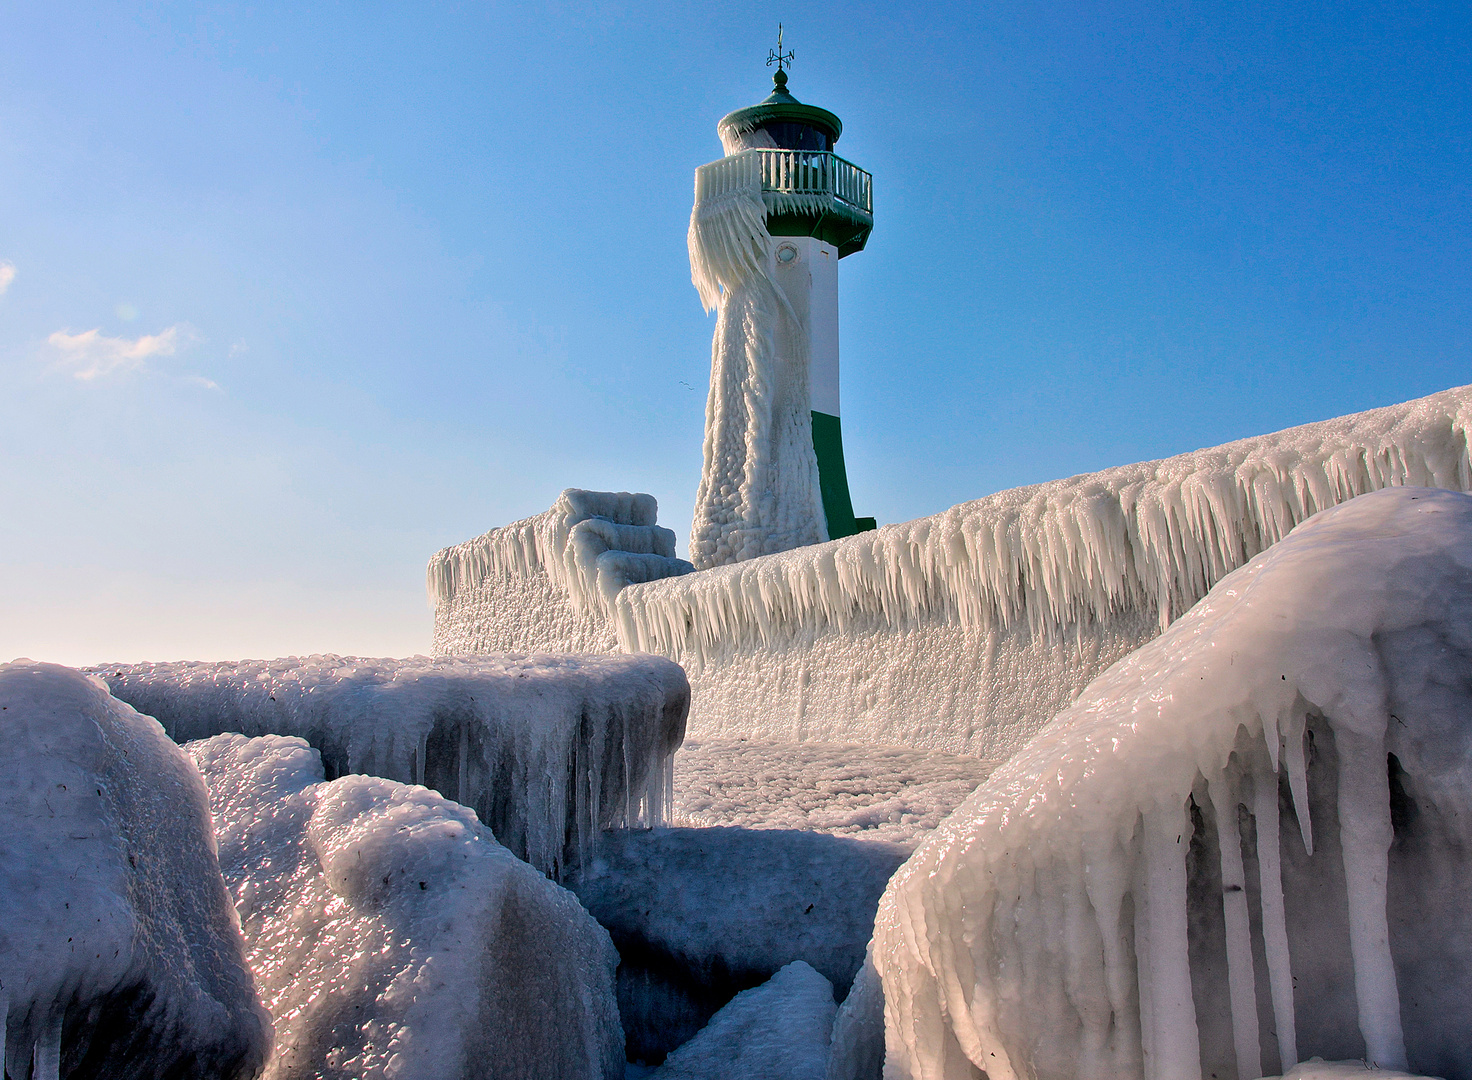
[571,826,906,1063]
[95,652,689,878]
[0,662,270,1080]
[188,732,624,1080]
[874,488,1472,1080]
[650,961,836,1080]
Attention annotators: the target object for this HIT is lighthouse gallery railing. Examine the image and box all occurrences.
[695,149,873,218]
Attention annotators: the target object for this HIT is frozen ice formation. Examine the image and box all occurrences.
[570,826,907,1063]
[94,653,689,879]
[671,738,997,845]
[617,382,1472,755]
[428,386,1472,758]
[687,152,829,568]
[0,663,270,1080]
[873,487,1472,1080]
[188,732,625,1080]
[648,961,836,1080]
[428,488,692,655]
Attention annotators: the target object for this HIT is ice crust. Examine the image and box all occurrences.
[671,738,996,844]
[188,733,624,1080]
[428,488,692,655]
[687,149,829,567]
[0,663,270,1080]
[94,653,689,879]
[871,488,1472,1080]
[571,826,907,1063]
[648,961,836,1080]
[1272,1063,1443,1080]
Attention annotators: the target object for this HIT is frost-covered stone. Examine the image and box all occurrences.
[571,826,905,1063]
[650,961,836,1080]
[95,652,689,878]
[874,488,1472,1079]
[188,733,624,1080]
[0,663,270,1080]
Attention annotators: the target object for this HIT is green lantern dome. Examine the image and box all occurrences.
[718,69,844,151]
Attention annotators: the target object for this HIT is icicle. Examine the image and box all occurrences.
[32,1009,62,1080]
[414,730,426,788]
[1139,801,1202,1080]
[1333,722,1407,1070]
[1061,857,1111,1078]
[1083,833,1142,1077]
[0,986,8,1080]
[456,722,469,807]
[1207,772,1262,1080]
[1284,708,1313,855]
[1251,764,1298,1071]
[1131,828,1157,1080]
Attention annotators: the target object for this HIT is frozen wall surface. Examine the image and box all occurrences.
[621,383,1472,756]
[871,488,1472,1080]
[428,488,692,656]
[649,961,836,1080]
[0,663,270,1080]
[94,653,689,879]
[189,733,624,1080]
[572,827,906,1063]
[687,152,828,567]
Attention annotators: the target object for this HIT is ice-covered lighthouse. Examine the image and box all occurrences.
[687,35,875,569]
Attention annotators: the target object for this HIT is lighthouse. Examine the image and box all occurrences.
[687,38,875,570]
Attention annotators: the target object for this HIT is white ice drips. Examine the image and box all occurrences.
[620,384,1472,665]
[93,653,689,880]
[873,488,1472,1080]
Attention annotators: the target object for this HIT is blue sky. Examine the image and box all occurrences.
[2,2,1468,664]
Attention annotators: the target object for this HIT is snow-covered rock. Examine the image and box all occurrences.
[671,738,996,844]
[571,826,906,1063]
[0,663,270,1080]
[189,732,624,1080]
[873,488,1472,1080]
[95,652,689,878]
[650,961,836,1080]
[428,488,692,655]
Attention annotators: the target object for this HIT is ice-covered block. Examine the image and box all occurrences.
[571,826,905,1063]
[0,663,270,1080]
[876,488,1472,1080]
[94,653,689,878]
[189,732,624,1080]
[428,488,693,654]
[650,961,836,1080]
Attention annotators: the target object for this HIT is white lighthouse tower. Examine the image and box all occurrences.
[687,36,875,569]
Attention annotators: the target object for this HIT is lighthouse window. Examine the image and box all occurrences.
[756,122,831,152]
[776,244,799,264]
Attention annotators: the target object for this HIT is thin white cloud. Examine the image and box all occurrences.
[46,324,197,380]
[0,262,14,295]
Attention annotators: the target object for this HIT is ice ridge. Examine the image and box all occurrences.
[619,384,1472,665]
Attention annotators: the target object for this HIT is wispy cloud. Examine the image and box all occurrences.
[0,262,14,295]
[46,324,197,380]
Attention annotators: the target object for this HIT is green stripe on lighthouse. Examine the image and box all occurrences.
[812,411,874,539]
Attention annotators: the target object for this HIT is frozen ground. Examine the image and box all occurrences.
[670,738,997,845]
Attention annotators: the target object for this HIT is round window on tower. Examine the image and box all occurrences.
[776,243,799,266]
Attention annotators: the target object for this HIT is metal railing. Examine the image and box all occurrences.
[695,149,873,216]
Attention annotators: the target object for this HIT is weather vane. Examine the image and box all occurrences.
[767,23,794,73]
